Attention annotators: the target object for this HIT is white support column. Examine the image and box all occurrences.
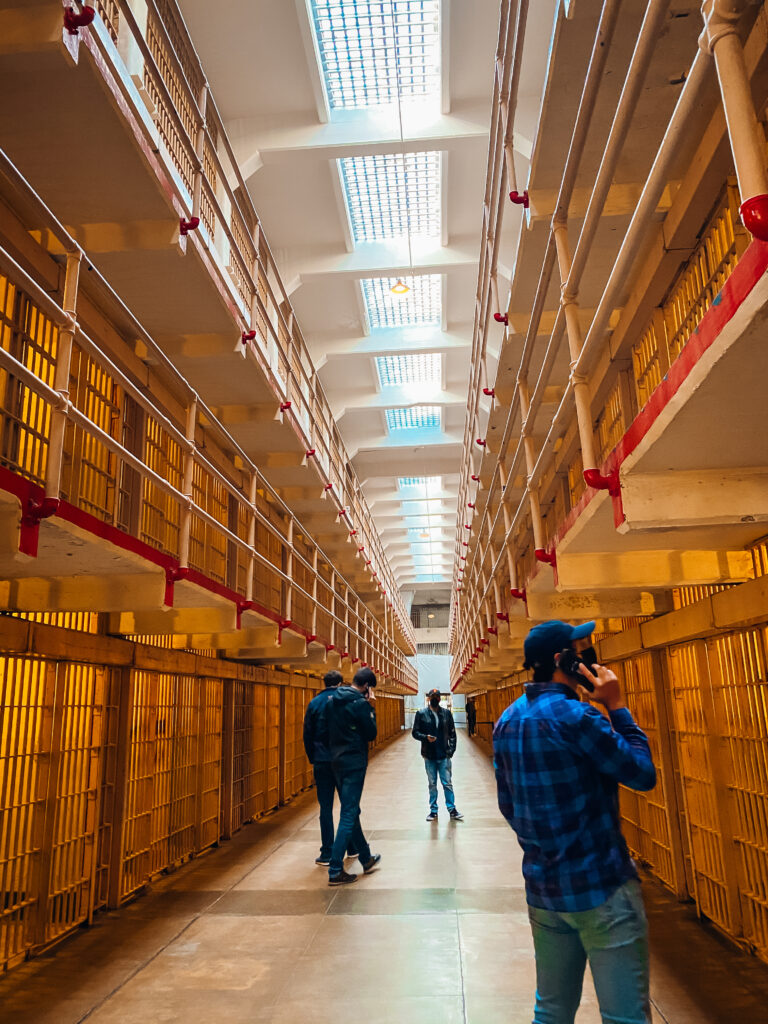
[45,251,81,500]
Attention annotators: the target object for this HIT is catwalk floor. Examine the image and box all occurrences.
[2,729,768,1023]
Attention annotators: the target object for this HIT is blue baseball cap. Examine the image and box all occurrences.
[523,620,596,670]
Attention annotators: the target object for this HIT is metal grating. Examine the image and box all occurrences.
[362,274,441,328]
[376,352,440,388]
[310,0,441,109]
[385,405,440,431]
[341,152,441,242]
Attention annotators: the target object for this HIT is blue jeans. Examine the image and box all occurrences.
[328,767,371,876]
[425,757,455,813]
[528,880,651,1024]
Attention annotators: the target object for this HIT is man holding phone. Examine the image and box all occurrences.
[322,667,382,886]
[493,620,657,1024]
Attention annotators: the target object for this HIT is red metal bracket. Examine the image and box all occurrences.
[279,401,292,412]
[241,330,256,343]
[487,626,498,636]
[496,611,509,622]
[19,496,60,557]
[326,644,335,652]
[583,467,621,498]
[493,313,508,326]
[509,189,529,208]
[305,448,316,457]
[510,588,527,602]
[307,634,318,644]
[349,529,357,537]
[475,438,486,448]
[467,502,475,509]
[180,216,200,235]
[338,508,348,518]
[64,5,95,34]
[462,541,469,547]
[236,599,254,629]
[535,548,556,568]
[464,524,472,530]
[324,482,333,491]
[741,194,768,241]
[482,387,495,398]
[471,474,480,482]
[164,565,189,606]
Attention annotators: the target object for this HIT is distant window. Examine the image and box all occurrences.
[385,406,441,432]
[311,0,441,110]
[376,352,441,389]
[362,274,441,329]
[340,152,441,243]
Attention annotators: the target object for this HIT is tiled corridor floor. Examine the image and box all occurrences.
[3,731,768,1023]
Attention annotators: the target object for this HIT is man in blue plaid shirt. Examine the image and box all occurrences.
[493,620,656,1023]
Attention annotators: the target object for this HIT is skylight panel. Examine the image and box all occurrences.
[399,475,441,493]
[377,353,440,389]
[311,0,441,110]
[362,274,441,328]
[415,573,444,582]
[341,152,441,243]
[385,406,441,431]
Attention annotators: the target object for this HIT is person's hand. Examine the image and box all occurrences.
[427,735,437,743]
[578,662,624,712]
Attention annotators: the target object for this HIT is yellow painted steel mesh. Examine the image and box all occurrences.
[667,642,733,933]
[10,611,99,633]
[144,6,196,194]
[231,682,280,829]
[189,464,228,584]
[141,415,182,557]
[282,685,315,803]
[707,629,768,960]
[149,674,198,874]
[0,280,57,486]
[0,656,52,972]
[94,0,119,41]
[608,654,676,890]
[595,378,626,466]
[199,679,223,850]
[45,664,105,944]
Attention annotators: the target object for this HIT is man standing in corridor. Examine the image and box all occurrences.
[323,667,381,885]
[493,620,656,1023]
[412,688,463,821]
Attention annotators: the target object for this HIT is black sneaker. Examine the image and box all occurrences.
[315,856,331,865]
[329,870,357,886]
[361,854,381,874]
[449,809,464,820]
[426,812,438,821]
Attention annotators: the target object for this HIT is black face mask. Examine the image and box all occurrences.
[429,697,440,708]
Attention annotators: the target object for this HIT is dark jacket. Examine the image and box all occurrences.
[303,688,336,764]
[323,685,377,772]
[412,705,457,761]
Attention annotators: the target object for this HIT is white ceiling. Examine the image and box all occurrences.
[179,0,555,592]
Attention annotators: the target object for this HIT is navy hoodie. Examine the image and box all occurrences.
[323,685,377,772]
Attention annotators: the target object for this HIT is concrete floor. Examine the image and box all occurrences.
[3,731,768,1023]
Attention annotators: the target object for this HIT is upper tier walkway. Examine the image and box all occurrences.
[2,731,768,1024]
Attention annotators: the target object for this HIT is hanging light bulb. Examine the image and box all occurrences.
[390,279,410,295]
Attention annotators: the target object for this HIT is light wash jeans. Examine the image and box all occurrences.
[424,756,455,813]
[528,879,651,1024]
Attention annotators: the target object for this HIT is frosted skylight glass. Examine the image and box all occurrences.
[415,573,443,582]
[377,353,440,388]
[362,275,441,328]
[341,152,441,243]
[310,0,440,110]
[385,406,441,431]
[399,476,441,492]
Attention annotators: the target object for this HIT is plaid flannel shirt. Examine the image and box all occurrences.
[493,682,656,912]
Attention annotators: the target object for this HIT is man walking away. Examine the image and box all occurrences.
[412,688,463,821]
[324,667,382,885]
[303,669,356,866]
[466,696,476,737]
[493,620,657,1024]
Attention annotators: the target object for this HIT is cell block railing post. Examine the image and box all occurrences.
[45,250,82,503]
[518,377,546,556]
[178,396,197,570]
[284,518,295,624]
[701,0,768,239]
